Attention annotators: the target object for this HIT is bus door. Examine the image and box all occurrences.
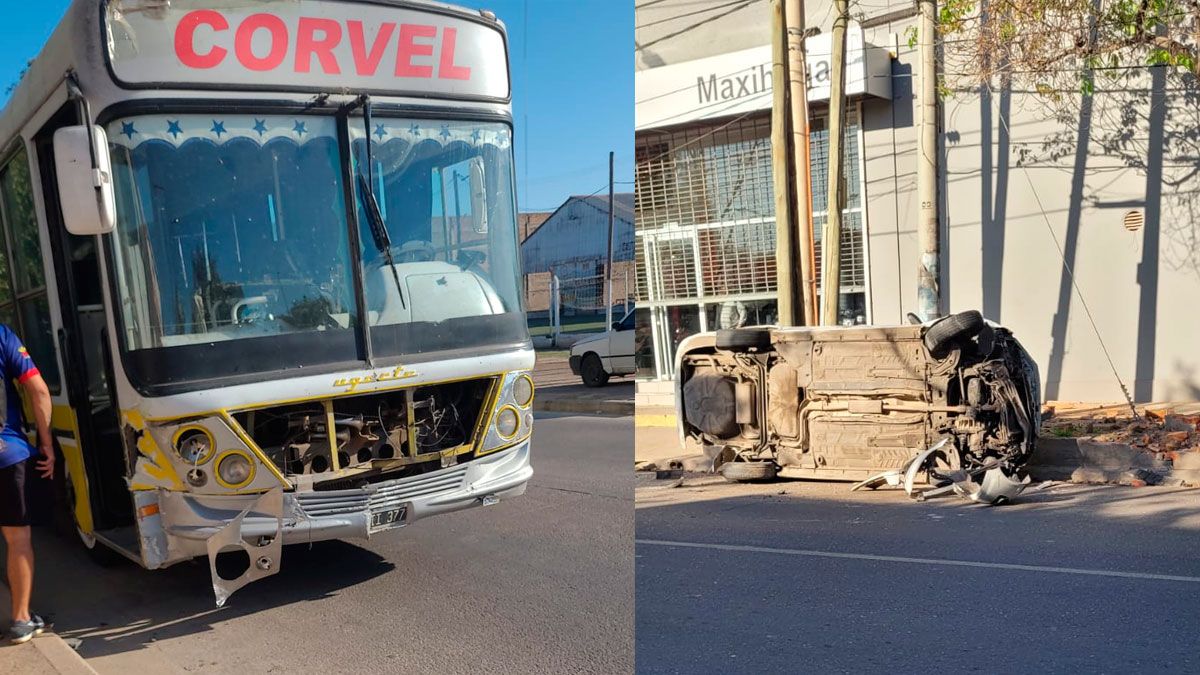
[34,104,132,537]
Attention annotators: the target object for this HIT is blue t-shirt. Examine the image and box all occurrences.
[0,324,40,469]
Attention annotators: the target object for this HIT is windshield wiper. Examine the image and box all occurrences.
[351,95,406,310]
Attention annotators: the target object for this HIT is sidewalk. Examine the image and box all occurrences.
[532,351,633,416]
[634,399,1200,485]
[0,636,97,674]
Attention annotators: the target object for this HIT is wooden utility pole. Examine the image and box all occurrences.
[916,0,942,321]
[605,151,616,330]
[821,0,848,326]
[785,0,815,325]
[770,0,797,326]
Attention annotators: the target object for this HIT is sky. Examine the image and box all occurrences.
[0,0,633,212]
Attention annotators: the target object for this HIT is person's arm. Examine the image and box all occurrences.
[19,373,54,479]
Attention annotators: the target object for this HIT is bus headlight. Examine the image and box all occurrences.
[216,451,255,488]
[495,406,520,439]
[513,375,534,408]
[174,427,215,465]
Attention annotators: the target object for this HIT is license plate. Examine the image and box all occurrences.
[370,506,407,532]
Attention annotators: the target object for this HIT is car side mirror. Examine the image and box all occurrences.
[468,156,488,234]
[53,125,116,236]
[612,322,622,331]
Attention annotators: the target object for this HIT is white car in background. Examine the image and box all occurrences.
[569,310,636,387]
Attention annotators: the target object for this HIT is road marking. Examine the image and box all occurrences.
[636,539,1200,583]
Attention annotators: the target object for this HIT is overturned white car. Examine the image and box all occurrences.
[674,311,1042,503]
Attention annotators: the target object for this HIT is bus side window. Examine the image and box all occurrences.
[0,146,61,393]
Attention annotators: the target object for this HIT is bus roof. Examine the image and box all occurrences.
[0,0,509,146]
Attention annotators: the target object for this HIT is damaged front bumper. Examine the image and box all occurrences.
[137,442,532,604]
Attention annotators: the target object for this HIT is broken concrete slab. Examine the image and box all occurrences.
[1030,438,1170,481]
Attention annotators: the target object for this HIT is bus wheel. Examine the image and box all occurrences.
[62,462,123,567]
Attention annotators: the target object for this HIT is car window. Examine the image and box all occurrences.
[618,311,635,331]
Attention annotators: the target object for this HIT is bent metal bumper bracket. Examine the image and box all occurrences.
[205,488,284,607]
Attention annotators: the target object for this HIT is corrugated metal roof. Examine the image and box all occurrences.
[520,194,635,274]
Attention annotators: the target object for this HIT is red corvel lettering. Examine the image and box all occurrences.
[396,24,437,78]
[296,17,343,74]
[438,27,471,81]
[175,10,228,69]
[235,13,289,72]
[348,20,396,77]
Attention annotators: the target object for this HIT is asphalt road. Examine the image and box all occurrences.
[13,413,633,674]
[636,478,1200,674]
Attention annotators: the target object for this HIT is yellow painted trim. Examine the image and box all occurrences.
[470,376,504,455]
[213,450,256,489]
[514,374,535,408]
[494,405,520,440]
[219,411,292,490]
[142,370,511,425]
[324,400,340,472]
[476,430,532,457]
[170,425,216,465]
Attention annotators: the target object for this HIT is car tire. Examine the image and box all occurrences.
[719,461,777,482]
[715,328,771,352]
[580,353,610,387]
[923,310,985,356]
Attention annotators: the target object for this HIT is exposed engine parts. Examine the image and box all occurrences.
[233,379,491,487]
[675,311,1042,503]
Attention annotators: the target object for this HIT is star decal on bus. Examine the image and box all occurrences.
[470,129,482,143]
[120,121,137,139]
[210,120,226,137]
[166,120,182,139]
[374,124,388,140]
[438,124,451,140]
[253,119,268,136]
[293,121,307,137]
[409,123,421,137]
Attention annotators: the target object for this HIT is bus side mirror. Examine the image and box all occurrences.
[468,156,488,234]
[53,125,116,236]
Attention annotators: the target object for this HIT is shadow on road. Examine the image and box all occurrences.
[11,533,394,660]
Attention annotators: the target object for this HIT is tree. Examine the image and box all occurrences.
[924,0,1200,92]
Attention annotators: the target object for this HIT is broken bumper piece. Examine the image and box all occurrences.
[147,442,532,605]
[952,466,1032,505]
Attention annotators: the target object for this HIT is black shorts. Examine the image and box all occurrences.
[0,459,29,527]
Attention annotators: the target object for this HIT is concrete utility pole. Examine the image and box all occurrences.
[916,0,942,321]
[770,0,797,326]
[785,0,816,325]
[605,151,616,331]
[821,0,848,326]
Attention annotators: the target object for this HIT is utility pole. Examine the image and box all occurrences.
[785,0,815,325]
[916,0,941,321]
[605,151,616,331]
[821,0,848,326]
[770,0,797,326]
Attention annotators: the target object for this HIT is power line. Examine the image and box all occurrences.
[636,0,753,30]
[639,0,760,51]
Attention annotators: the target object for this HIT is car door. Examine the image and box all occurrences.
[611,311,636,374]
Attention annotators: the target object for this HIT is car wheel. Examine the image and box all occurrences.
[923,310,985,356]
[580,353,610,387]
[715,328,771,352]
[719,461,777,482]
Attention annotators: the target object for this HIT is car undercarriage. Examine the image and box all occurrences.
[675,311,1042,503]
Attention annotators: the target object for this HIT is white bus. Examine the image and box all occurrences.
[0,0,534,604]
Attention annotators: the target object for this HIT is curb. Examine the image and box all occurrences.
[534,398,633,416]
[34,635,96,675]
[635,413,676,428]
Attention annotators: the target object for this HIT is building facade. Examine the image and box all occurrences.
[635,0,1200,404]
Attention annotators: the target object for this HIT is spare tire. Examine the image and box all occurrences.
[923,310,985,356]
[715,328,771,352]
[682,374,739,438]
[719,461,777,482]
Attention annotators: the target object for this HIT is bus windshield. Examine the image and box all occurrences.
[349,117,524,359]
[106,112,526,388]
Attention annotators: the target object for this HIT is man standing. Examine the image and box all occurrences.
[0,324,55,644]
